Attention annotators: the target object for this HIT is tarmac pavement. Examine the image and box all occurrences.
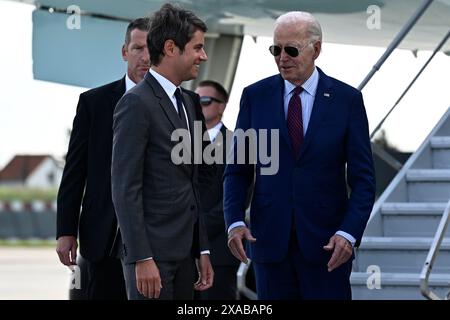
[0,246,70,300]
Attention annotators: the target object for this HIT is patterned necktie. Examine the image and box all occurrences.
[174,88,188,129]
[287,86,304,156]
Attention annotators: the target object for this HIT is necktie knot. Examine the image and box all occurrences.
[293,86,303,95]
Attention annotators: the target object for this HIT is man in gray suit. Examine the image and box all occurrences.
[111,4,214,300]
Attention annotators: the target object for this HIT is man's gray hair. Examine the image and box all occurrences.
[275,11,322,43]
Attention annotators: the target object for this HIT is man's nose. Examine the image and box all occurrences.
[279,49,290,61]
[142,47,150,63]
[200,48,208,61]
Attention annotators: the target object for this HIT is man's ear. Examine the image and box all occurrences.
[219,103,226,115]
[313,41,321,60]
[164,39,177,57]
[122,44,127,62]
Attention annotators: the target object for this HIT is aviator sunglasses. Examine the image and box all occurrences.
[269,43,311,58]
[199,96,224,106]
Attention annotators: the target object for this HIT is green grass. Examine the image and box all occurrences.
[0,239,56,247]
[0,187,57,202]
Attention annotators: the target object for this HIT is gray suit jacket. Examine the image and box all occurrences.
[112,72,212,264]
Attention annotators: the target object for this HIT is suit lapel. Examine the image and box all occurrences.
[181,89,196,139]
[144,73,185,131]
[272,76,293,152]
[144,73,193,165]
[181,89,196,161]
[110,77,126,111]
[298,68,333,159]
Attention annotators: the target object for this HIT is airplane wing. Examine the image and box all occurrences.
[8,0,450,88]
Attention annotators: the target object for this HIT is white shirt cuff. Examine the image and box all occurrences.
[228,221,246,234]
[137,257,153,262]
[200,250,210,255]
[336,230,356,247]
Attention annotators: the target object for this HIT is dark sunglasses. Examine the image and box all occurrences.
[269,43,310,58]
[199,96,224,106]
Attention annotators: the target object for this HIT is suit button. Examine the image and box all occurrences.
[190,205,196,211]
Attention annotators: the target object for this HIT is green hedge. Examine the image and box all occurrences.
[0,187,57,202]
[0,239,56,247]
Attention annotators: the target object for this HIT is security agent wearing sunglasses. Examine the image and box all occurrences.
[196,82,227,131]
[224,11,375,300]
[194,80,240,300]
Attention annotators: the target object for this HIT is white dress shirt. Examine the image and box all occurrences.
[207,122,223,142]
[125,73,137,92]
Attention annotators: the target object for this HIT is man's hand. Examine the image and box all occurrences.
[135,259,162,299]
[56,236,77,266]
[323,234,353,272]
[194,254,214,291]
[227,226,256,264]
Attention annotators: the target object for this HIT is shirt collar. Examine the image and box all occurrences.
[207,122,223,142]
[149,68,179,99]
[125,73,137,92]
[284,67,319,98]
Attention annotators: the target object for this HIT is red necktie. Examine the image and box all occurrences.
[287,86,304,156]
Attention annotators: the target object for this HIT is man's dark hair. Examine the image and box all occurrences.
[148,3,207,66]
[198,80,229,103]
[125,17,151,45]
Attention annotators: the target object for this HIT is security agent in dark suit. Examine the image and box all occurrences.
[56,18,150,300]
[195,80,240,300]
[111,4,214,300]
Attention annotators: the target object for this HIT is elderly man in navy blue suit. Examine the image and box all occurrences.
[224,11,376,300]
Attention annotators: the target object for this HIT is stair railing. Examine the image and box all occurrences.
[370,28,450,140]
[236,260,257,300]
[420,198,450,300]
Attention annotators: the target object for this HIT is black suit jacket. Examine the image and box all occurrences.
[57,77,125,262]
[199,124,240,267]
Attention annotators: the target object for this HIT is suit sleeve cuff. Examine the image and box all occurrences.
[336,231,356,247]
[137,257,153,262]
[227,221,246,234]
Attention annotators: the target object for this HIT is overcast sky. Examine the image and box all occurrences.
[0,0,449,169]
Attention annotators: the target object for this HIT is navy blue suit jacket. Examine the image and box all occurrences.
[224,68,375,264]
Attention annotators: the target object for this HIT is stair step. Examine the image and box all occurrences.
[355,237,450,273]
[359,112,450,299]
[406,170,450,201]
[407,169,450,181]
[431,137,450,169]
[360,237,450,249]
[351,272,450,300]
[381,202,449,236]
[431,136,450,149]
[381,202,447,215]
[351,271,450,285]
